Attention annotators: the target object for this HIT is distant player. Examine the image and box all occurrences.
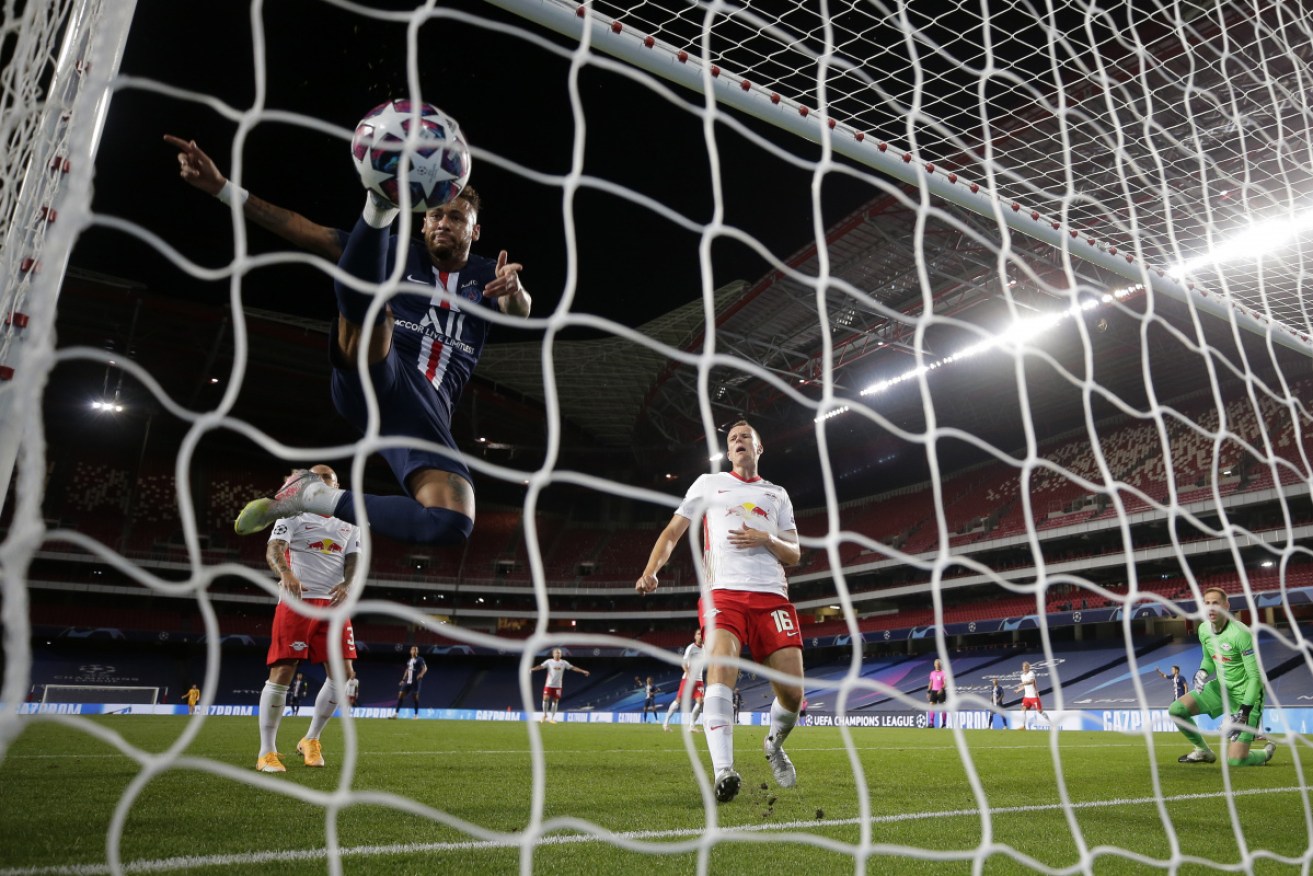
[927,659,947,729]
[286,673,308,716]
[391,646,427,719]
[531,648,589,724]
[636,420,804,804]
[1156,664,1187,704]
[344,673,359,709]
[991,678,1006,729]
[1013,661,1050,730]
[642,677,659,723]
[256,464,360,773]
[1171,587,1276,767]
[184,684,201,716]
[663,629,706,732]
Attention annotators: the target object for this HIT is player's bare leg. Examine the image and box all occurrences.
[335,308,393,366]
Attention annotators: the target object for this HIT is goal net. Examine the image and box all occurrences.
[3,0,1313,873]
[40,684,160,706]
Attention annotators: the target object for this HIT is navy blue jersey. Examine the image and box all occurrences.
[387,241,499,411]
[329,231,500,487]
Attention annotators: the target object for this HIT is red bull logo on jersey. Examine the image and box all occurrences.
[306,538,343,554]
[742,502,770,520]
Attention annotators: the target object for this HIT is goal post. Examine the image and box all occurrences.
[0,0,140,503]
[39,684,160,705]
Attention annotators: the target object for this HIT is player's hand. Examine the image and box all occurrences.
[328,583,349,606]
[727,523,766,549]
[1226,705,1254,740]
[485,249,524,298]
[163,135,225,196]
[279,573,303,599]
[636,572,659,594]
[1193,669,1208,692]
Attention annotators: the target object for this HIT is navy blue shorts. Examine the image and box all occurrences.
[329,331,472,493]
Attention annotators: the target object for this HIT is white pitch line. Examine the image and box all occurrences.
[2,740,1151,759]
[1,785,1306,875]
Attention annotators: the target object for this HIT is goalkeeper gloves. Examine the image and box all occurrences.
[1193,670,1208,692]
[1227,704,1254,741]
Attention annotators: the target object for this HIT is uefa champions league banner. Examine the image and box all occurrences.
[18,703,1313,732]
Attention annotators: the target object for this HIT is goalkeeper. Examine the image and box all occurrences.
[1170,587,1275,767]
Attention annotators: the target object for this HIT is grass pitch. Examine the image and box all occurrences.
[0,715,1308,874]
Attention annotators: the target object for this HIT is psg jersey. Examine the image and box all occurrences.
[385,239,500,412]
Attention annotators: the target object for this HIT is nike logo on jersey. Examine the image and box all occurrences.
[404,274,432,284]
[785,631,799,637]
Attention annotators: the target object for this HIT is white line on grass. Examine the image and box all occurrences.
[5,740,1150,759]
[2,785,1305,875]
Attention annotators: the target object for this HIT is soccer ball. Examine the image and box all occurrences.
[350,99,471,211]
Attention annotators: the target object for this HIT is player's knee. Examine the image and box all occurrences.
[419,506,474,546]
[1168,700,1191,720]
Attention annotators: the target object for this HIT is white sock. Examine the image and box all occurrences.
[703,683,734,774]
[663,700,678,727]
[362,192,399,228]
[259,682,288,757]
[768,698,798,750]
[690,700,704,725]
[299,480,344,516]
[306,680,338,740]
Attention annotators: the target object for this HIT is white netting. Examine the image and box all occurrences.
[3,0,1313,874]
[40,684,159,705]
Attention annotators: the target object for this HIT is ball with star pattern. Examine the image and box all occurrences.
[350,99,471,211]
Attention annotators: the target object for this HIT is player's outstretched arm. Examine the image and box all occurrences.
[636,514,691,594]
[163,134,343,262]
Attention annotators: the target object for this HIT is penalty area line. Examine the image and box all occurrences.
[0,785,1303,875]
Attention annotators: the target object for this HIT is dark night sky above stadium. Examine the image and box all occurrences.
[76,0,874,332]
